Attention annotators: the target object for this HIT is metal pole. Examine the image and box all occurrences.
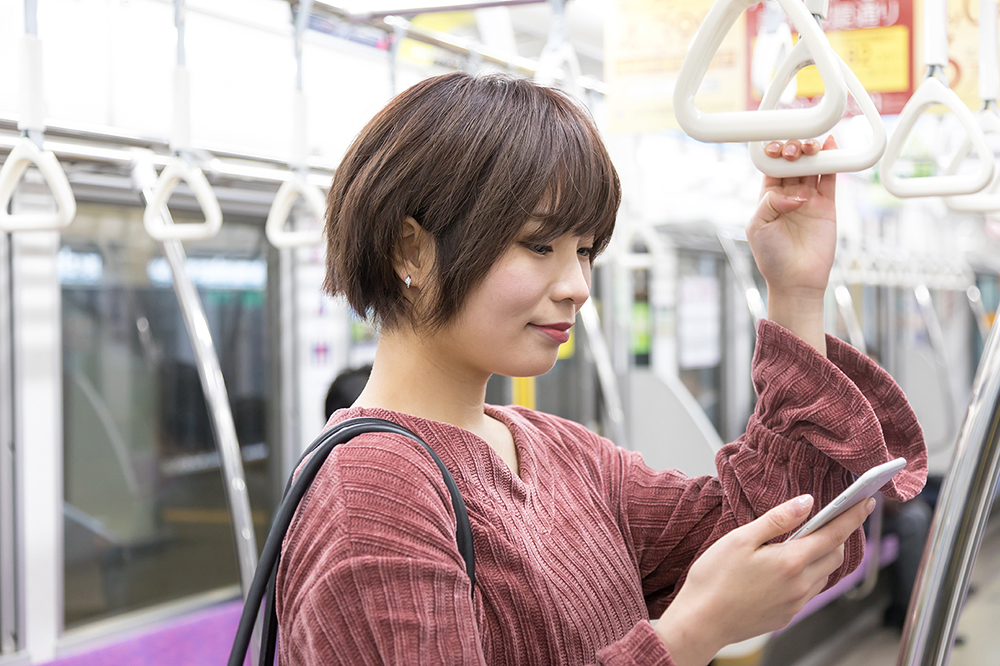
[0,230,17,655]
[897,308,1000,665]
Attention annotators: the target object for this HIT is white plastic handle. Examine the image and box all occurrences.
[748,40,886,177]
[750,20,796,105]
[0,137,77,231]
[943,111,1000,212]
[142,157,223,241]
[881,77,995,197]
[673,0,847,142]
[265,175,325,248]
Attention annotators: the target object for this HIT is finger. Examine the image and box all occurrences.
[816,136,839,199]
[740,495,814,546]
[754,189,809,224]
[804,543,846,579]
[803,497,874,555]
[765,142,783,159]
[801,139,821,157]
[782,140,803,161]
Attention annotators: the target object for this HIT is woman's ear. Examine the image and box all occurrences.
[396,216,434,290]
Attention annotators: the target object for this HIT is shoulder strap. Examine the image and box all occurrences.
[228,417,475,666]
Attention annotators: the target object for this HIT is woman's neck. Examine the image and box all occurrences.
[354,327,491,435]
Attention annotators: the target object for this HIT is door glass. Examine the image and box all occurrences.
[60,204,275,628]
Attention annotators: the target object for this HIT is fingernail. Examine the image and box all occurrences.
[766,142,782,155]
[783,145,798,158]
[795,495,813,511]
[791,196,808,203]
[866,498,876,514]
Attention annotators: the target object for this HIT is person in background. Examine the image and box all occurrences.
[278,72,928,666]
[324,364,373,420]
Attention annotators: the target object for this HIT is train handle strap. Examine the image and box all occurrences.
[0,137,76,231]
[142,156,223,241]
[264,173,325,248]
[748,39,886,177]
[673,0,847,143]
[943,111,1000,212]
[227,417,475,666]
[880,77,995,198]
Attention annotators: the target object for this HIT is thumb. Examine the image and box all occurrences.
[745,495,814,546]
[755,189,808,224]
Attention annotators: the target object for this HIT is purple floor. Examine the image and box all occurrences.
[43,600,248,666]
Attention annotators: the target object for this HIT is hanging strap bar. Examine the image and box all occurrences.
[265,0,325,249]
[881,0,995,197]
[673,0,847,143]
[749,38,886,177]
[897,298,1000,665]
[0,0,77,231]
[143,0,223,241]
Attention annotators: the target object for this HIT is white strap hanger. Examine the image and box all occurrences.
[673,0,847,143]
[880,0,995,197]
[143,0,223,242]
[0,0,77,231]
[534,0,585,99]
[750,6,796,106]
[265,0,325,249]
[747,2,885,177]
[943,0,1000,212]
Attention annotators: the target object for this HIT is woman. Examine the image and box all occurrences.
[277,72,927,665]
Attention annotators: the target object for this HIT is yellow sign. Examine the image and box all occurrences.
[796,26,911,98]
[606,0,747,133]
[557,327,575,360]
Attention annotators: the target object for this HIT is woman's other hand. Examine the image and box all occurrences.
[654,493,873,666]
[746,137,839,355]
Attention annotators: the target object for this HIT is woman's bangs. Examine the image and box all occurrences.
[523,109,620,255]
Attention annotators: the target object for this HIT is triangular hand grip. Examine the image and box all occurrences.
[0,137,77,231]
[880,77,995,197]
[265,175,325,248]
[749,40,886,177]
[143,157,223,241]
[943,111,1000,212]
[673,0,847,142]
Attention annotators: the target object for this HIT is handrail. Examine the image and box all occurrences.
[897,294,1000,666]
[717,230,767,325]
[881,0,995,198]
[578,299,629,450]
[674,0,847,143]
[748,39,886,177]
[143,1,224,242]
[0,2,77,232]
[134,155,259,603]
[913,285,960,454]
[966,285,992,341]
[832,276,867,355]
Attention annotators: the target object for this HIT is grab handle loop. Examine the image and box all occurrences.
[881,77,995,197]
[673,0,847,142]
[0,137,77,231]
[943,111,1000,212]
[265,175,325,248]
[748,40,886,177]
[142,159,223,241]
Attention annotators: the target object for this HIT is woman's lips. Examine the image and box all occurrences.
[529,323,572,344]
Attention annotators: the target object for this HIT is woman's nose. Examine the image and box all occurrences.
[552,255,591,306]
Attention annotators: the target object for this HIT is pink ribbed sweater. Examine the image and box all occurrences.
[277,320,927,665]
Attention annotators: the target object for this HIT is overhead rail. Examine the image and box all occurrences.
[308,3,609,94]
[747,1,886,178]
[0,0,77,232]
[943,0,1000,212]
[265,0,326,249]
[897,293,1000,665]
[673,0,847,143]
[881,0,995,197]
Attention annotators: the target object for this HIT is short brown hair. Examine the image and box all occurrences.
[323,72,620,330]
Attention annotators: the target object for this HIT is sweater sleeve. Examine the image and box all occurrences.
[599,319,927,618]
[276,432,680,666]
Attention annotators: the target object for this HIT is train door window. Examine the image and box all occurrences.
[676,251,725,434]
[60,204,275,628]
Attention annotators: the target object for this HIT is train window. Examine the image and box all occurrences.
[60,204,275,628]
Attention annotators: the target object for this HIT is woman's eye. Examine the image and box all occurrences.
[578,247,595,259]
[524,243,552,255]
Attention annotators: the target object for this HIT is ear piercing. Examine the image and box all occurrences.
[405,275,412,289]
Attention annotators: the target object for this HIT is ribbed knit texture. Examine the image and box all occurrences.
[277,320,927,665]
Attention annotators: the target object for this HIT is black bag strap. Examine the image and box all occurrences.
[228,417,475,666]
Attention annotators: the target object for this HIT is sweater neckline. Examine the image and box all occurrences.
[329,404,537,493]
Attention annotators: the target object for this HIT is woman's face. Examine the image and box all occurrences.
[427,230,594,381]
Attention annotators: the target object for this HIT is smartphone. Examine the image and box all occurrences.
[786,457,907,541]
